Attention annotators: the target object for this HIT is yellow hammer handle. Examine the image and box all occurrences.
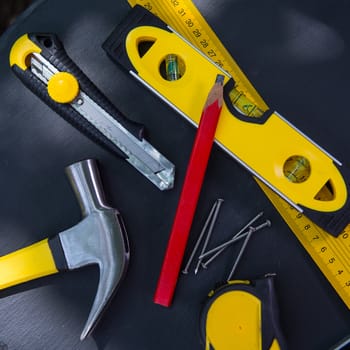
[0,238,58,289]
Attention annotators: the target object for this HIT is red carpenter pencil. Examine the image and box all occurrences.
[154,74,225,307]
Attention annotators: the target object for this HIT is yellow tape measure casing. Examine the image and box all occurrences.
[200,276,285,350]
[206,290,262,349]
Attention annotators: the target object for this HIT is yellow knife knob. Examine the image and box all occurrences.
[47,72,79,103]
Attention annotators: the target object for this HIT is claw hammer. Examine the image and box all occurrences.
[0,159,130,340]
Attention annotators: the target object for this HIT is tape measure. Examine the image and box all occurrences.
[126,0,350,308]
[200,276,286,350]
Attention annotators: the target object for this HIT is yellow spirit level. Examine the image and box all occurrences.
[103,5,350,236]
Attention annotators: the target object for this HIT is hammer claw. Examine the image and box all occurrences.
[59,211,129,340]
[81,263,126,340]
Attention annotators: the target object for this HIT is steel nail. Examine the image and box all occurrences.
[201,211,264,268]
[199,214,267,261]
[226,220,271,281]
[194,199,224,274]
[226,226,255,281]
[330,335,350,350]
[182,199,219,274]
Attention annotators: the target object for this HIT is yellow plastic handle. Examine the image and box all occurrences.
[0,238,58,290]
[9,34,41,70]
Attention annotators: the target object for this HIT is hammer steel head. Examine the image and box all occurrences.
[58,159,130,340]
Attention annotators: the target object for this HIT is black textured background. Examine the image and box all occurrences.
[0,0,350,349]
[0,0,32,35]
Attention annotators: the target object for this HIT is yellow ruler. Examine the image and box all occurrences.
[127,0,350,308]
[258,181,350,309]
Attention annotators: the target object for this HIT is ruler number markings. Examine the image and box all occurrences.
[137,0,232,74]
[169,0,180,7]
[166,0,229,70]
[142,1,153,11]
[287,205,350,290]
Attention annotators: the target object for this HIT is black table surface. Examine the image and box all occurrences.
[0,0,350,349]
